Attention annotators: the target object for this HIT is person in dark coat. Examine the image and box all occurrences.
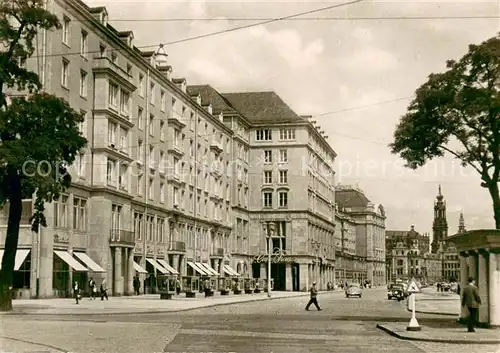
[461,277,481,332]
[305,282,321,311]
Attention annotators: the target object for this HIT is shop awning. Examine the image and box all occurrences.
[187,261,208,275]
[200,262,219,276]
[54,250,88,272]
[74,252,105,272]
[0,249,31,271]
[223,264,240,276]
[146,258,168,274]
[157,259,179,275]
[133,261,147,274]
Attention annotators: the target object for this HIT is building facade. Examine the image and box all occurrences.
[335,185,386,286]
[0,0,340,297]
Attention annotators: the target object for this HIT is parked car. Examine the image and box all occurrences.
[387,284,406,300]
[345,283,362,298]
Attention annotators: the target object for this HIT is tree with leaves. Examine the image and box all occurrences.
[0,0,87,311]
[390,34,500,229]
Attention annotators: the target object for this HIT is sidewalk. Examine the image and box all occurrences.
[1,290,338,316]
[411,287,460,316]
[377,322,500,344]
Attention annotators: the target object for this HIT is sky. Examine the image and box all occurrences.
[85,0,499,235]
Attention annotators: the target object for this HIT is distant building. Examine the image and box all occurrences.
[335,185,386,286]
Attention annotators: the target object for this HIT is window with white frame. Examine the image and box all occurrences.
[79,110,86,137]
[173,187,179,206]
[256,129,272,141]
[160,90,165,111]
[54,195,68,228]
[174,129,180,148]
[279,128,296,140]
[148,178,154,199]
[159,182,165,203]
[149,146,155,168]
[279,191,288,208]
[157,218,165,243]
[108,82,118,107]
[139,74,144,96]
[79,70,87,97]
[120,90,130,116]
[159,151,165,172]
[119,164,128,190]
[80,30,88,58]
[137,107,144,130]
[279,149,288,163]
[108,121,117,146]
[134,212,143,240]
[61,59,69,88]
[119,127,128,153]
[75,152,85,178]
[264,150,272,163]
[137,140,143,162]
[263,191,272,208]
[264,171,272,184]
[72,197,87,231]
[111,204,123,232]
[149,114,154,136]
[150,82,155,104]
[160,121,165,141]
[279,170,288,184]
[146,215,154,242]
[62,16,70,45]
[106,158,117,185]
[190,112,195,130]
[137,174,143,195]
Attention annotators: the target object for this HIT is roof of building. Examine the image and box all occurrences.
[186,85,236,114]
[335,188,371,208]
[221,91,305,124]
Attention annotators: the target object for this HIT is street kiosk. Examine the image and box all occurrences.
[218,277,231,295]
[183,276,200,298]
[233,277,244,294]
[244,278,255,294]
[158,277,177,299]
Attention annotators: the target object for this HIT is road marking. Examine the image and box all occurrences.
[178,328,342,341]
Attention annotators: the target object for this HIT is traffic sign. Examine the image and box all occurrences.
[406,278,420,294]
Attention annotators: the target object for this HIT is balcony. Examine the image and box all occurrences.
[92,57,136,91]
[109,229,135,247]
[210,140,223,153]
[169,241,186,252]
[210,247,224,257]
[168,112,186,129]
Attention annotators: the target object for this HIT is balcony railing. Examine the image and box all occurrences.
[169,241,186,252]
[109,229,135,246]
[210,247,224,257]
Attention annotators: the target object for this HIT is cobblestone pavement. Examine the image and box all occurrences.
[1,288,493,353]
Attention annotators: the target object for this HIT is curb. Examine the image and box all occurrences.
[2,292,317,317]
[376,324,500,345]
[406,308,457,317]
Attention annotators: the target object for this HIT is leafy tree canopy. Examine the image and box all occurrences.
[390,34,500,228]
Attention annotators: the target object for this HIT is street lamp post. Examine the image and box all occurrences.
[262,221,276,298]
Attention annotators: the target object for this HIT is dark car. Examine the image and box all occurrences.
[387,284,405,300]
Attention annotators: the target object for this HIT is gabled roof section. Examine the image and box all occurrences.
[187,85,237,115]
[335,189,371,208]
[221,91,305,124]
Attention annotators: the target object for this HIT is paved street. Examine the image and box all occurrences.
[1,288,498,353]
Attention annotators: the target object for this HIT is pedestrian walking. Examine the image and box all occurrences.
[203,278,210,298]
[175,277,181,295]
[89,278,96,300]
[133,276,140,295]
[305,282,321,311]
[461,277,481,332]
[100,278,109,301]
[73,281,80,304]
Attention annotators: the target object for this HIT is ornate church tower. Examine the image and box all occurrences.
[431,185,448,253]
[458,212,466,234]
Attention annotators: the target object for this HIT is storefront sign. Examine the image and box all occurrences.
[253,248,297,264]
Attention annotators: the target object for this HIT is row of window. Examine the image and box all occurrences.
[262,149,288,164]
[262,190,288,208]
[53,196,87,231]
[263,170,288,184]
[132,212,167,243]
[256,128,296,141]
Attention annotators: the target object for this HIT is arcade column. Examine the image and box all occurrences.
[127,248,134,295]
[114,247,122,296]
[477,250,489,323]
[489,251,500,327]
[459,252,468,322]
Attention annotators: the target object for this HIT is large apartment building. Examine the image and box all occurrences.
[0,0,339,298]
